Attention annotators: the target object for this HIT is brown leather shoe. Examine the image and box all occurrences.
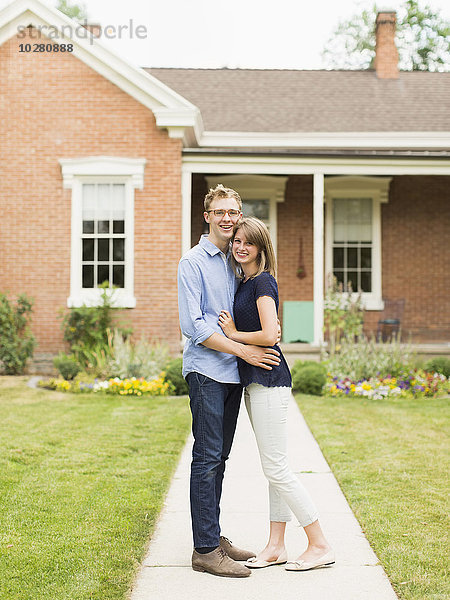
[192,547,251,577]
[219,536,256,561]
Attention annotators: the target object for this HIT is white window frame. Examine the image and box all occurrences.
[59,157,146,308]
[205,174,288,256]
[324,176,391,311]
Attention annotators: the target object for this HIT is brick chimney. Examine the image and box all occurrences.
[374,11,399,79]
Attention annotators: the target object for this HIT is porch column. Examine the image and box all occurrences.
[181,167,192,256]
[313,172,324,346]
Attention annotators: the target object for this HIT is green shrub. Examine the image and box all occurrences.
[74,340,115,379]
[292,362,327,395]
[424,356,450,378]
[53,353,81,380]
[323,275,364,355]
[108,331,170,380]
[291,359,322,379]
[164,357,188,396]
[59,285,132,368]
[325,335,416,380]
[0,292,36,374]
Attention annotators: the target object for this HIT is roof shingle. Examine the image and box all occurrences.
[146,68,450,133]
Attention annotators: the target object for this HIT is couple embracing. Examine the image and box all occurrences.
[177,184,334,578]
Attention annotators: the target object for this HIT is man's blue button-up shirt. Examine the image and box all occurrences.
[178,235,240,383]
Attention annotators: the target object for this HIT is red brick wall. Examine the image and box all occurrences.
[0,30,183,355]
[364,175,450,342]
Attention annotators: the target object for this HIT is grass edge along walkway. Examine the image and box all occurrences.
[0,376,191,600]
[296,392,449,600]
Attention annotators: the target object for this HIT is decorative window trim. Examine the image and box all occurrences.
[59,156,146,308]
[324,176,391,311]
[205,174,288,256]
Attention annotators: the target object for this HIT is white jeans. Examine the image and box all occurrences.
[245,383,319,526]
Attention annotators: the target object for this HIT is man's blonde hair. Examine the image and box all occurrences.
[231,216,277,279]
[204,184,242,212]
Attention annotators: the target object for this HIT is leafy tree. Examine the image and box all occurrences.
[56,0,88,22]
[323,0,450,72]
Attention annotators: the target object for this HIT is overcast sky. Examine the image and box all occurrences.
[2,0,450,69]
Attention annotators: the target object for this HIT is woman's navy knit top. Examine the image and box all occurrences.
[234,272,292,388]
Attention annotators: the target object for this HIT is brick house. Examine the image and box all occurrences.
[1,0,449,369]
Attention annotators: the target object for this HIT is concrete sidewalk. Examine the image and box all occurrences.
[130,396,398,600]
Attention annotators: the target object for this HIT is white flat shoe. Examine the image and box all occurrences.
[245,551,287,569]
[285,550,335,572]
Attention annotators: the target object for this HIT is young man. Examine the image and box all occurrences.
[178,185,280,578]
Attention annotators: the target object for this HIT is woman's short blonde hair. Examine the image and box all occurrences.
[231,216,277,279]
[204,184,242,212]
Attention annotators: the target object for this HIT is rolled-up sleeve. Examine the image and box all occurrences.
[178,258,216,346]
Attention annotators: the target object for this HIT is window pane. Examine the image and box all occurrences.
[98,239,109,261]
[358,225,372,242]
[113,239,125,261]
[97,265,109,286]
[113,265,125,288]
[333,247,344,268]
[347,247,358,268]
[348,198,372,242]
[333,198,347,242]
[82,265,94,288]
[83,220,94,234]
[97,184,111,219]
[82,239,94,261]
[81,183,128,291]
[334,198,372,242]
[98,220,109,233]
[347,271,358,292]
[242,199,269,220]
[113,220,124,234]
[361,247,372,268]
[82,184,96,220]
[333,271,344,286]
[361,272,372,292]
[111,184,126,219]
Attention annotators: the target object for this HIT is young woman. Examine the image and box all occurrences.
[218,216,334,572]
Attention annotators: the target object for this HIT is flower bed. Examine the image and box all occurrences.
[38,375,171,396]
[326,370,449,400]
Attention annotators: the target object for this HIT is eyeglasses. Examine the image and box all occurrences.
[206,209,241,219]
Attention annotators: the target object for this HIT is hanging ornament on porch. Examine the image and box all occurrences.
[297,237,306,279]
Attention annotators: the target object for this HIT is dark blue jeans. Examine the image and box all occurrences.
[186,372,243,549]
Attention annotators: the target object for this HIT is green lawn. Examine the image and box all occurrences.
[296,393,450,600]
[0,377,191,600]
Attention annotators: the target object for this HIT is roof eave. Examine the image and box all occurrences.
[196,131,450,150]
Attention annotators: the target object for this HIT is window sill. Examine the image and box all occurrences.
[67,289,136,308]
[361,295,384,311]
[339,293,384,311]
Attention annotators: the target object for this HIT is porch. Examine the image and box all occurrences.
[181,154,450,346]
